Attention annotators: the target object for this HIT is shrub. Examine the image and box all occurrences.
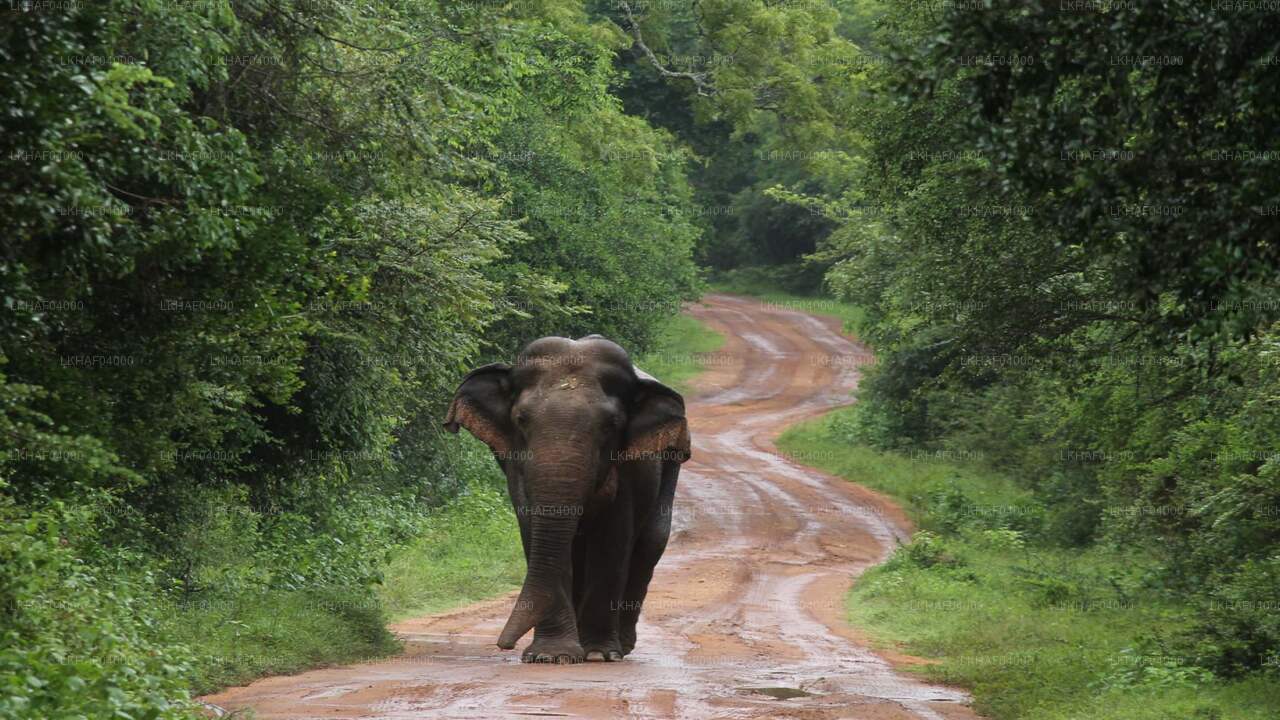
[0,489,199,720]
[889,531,964,571]
[1189,555,1280,678]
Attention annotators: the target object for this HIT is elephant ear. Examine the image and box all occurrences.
[443,363,514,456]
[622,375,691,463]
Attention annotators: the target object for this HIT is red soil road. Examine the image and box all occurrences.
[203,294,983,720]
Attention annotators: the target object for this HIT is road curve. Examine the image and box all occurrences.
[203,294,981,720]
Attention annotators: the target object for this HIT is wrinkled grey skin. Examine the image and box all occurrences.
[444,335,691,663]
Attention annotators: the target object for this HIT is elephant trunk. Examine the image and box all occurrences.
[497,462,587,649]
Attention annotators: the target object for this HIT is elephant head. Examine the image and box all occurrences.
[442,335,690,649]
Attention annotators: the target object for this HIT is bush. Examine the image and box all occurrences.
[711,264,827,296]
[0,490,199,720]
[887,531,965,571]
[810,0,1280,679]
[1190,556,1280,678]
[1096,643,1214,691]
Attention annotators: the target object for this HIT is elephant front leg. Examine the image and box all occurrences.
[509,473,532,563]
[617,563,654,657]
[619,471,676,656]
[576,520,632,662]
[521,578,585,664]
[523,615,584,663]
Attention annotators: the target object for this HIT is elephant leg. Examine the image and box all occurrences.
[571,531,587,611]
[576,512,632,662]
[512,483,582,663]
[618,533,662,656]
[507,471,531,562]
[521,564,583,663]
[619,462,677,656]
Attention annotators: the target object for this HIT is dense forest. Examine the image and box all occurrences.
[822,1,1280,682]
[3,0,1279,717]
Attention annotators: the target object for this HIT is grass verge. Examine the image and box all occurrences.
[379,481,524,621]
[706,276,865,333]
[172,588,399,696]
[777,405,1280,720]
[636,312,726,395]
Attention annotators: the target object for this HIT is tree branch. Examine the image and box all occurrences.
[617,0,716,97]
[260,0,431,54]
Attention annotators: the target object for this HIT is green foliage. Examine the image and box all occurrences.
[490,104,702,352]
[634,312,726,396]
[800,0,1280,679]
[1,0,701,715]
[924,1,1280,345]
[596,0,862,277]
[171,587,398,696]
[1095,644,1214,692]
[785,405,1036,536]
[0,490,199,720]
[778,413,1280,720]
[710,264,827,297]
[1191,555,1280,679]
[707,271,867,334]
[886,530,964,571]
[379,478,525,621]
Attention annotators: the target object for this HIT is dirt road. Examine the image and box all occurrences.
[204,294,980,719]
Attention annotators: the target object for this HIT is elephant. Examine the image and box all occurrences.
[443,334,691,663]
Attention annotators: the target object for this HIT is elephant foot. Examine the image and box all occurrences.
[581,638,624,662]
[521,636,584,664]
[584,649,625,662]
[583,647,624,662]
[619,628,637,657]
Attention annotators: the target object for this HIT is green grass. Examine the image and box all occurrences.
[379,482,525,621]
[778,405,1280,720]
[175,480,524,695]
[706,275,866,334]
[635,312,726,395]
[170,588,400,696]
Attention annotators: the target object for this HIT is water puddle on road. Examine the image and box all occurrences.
[739,685,818,700]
